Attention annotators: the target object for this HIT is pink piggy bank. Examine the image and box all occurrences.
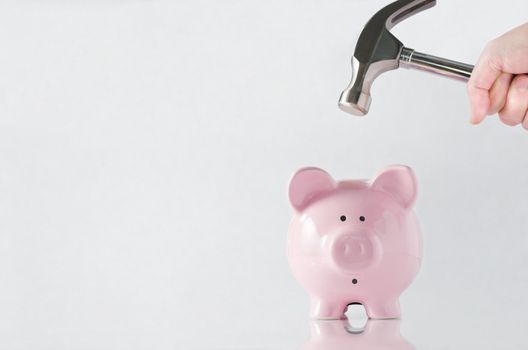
[287,165,422,319]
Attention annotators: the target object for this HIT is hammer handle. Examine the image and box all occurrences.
[400,47,474,81]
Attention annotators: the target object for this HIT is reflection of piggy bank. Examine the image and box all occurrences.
[287,166,422,319]
[302,319,415,350]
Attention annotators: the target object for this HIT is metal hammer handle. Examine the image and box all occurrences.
[400,47,474,81]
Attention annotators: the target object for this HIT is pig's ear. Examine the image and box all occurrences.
[288,167,336,212]
[371,165,417,209]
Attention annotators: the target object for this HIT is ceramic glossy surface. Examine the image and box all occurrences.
[287,165,422,319]
[302,319,415,350]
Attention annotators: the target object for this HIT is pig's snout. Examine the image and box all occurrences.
[331,234,376,271]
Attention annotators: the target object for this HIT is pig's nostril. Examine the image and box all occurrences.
[352,278,358,284]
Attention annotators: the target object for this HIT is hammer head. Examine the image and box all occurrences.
[338,0,436,116]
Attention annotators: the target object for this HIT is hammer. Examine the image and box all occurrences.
[338,0,474,116]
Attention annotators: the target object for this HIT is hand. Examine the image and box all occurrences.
[467,23,528,129]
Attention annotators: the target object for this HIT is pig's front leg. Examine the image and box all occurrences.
[364,298,401,319]
[310,298,347,320]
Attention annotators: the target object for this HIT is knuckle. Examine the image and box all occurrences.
[485,40,496,50]
[484,40,500,57]
[512,75,528,90]
[481,41,504,70]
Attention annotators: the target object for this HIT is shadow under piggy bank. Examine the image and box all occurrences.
[302,318,415,350]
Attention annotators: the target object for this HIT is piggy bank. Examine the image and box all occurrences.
[302,319,415,350]
[287,165,422,319]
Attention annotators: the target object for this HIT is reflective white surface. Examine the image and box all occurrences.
[303,310,415,350]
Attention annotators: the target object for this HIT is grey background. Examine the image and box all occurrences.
[0,0,527,349]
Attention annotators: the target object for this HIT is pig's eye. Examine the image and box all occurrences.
[359,216,366,222]
[340,215,346,222]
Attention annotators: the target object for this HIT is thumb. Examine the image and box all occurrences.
[467,50,502,124]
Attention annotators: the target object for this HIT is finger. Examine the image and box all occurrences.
[467,43,503,124]
[523,111,528,130]
[498,74,528,126]
[523,109,528,131]
[488,72,513,115]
